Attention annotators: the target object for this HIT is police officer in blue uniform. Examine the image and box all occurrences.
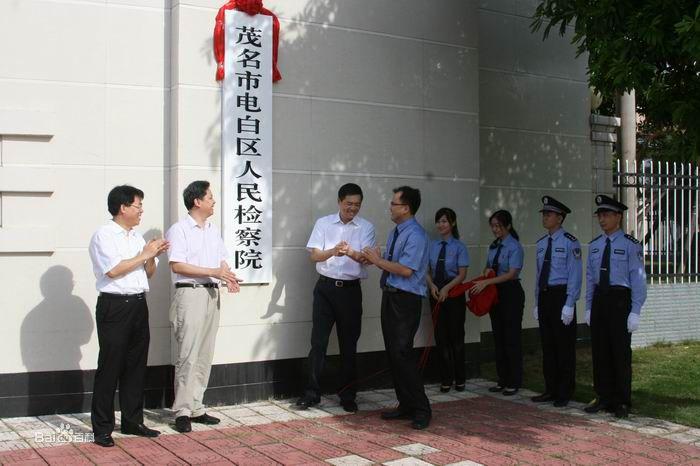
[531,196,582,407]
[470,210,525,396]
[584,195,646,418]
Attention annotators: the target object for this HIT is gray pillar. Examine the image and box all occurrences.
[619,90,637,215]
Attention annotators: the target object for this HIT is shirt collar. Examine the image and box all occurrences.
[187,213,210,229]
[107,220,134,236]
[606,229,624,242]
[334,212,358,226]
[440,235,454,245]
[397,217,417,233]
[549,228,563,240]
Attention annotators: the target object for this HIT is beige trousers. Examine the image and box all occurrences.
[170,287,220,418]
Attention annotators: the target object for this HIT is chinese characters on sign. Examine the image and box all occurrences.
[222,10,272,283]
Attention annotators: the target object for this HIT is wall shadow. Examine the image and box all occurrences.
[20,265,93,415]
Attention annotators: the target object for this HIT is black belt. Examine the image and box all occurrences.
[175,282,219,289]
[382,286,408,294]
[100,292,145,300]
[318,275,360,288]
[541,284,567,292]
[596,285,630,293]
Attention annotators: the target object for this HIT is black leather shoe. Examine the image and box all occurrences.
[440,385,451,393]
[531,393,555,403]
[295,396,320,410]
[191,413,220,425]
[584,397,608,414]
[380,409,413,420]
[341,400,358,413]
[553,399,569,408]
[488,385,504,393]
[615,404,630,418]
[455,384,466,392]
[411,416,431,430]
[94,433,114,448]
[175,416,192,433]
[121,423,160,437]
[502,388,519,396]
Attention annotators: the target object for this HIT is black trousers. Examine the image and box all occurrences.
[430,294,467,386]
[538,286,576,401]
[591,286,632,407]
[381,290,431,419]
[91,294,150,435]
[488,280,524,388]
[304,278,362,402]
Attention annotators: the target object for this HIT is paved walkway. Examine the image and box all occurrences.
[1,379,700,465]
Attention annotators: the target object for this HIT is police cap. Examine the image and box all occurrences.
[540,196,571,215]
[594,194,627,214]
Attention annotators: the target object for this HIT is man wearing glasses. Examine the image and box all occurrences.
[296,183,376,413]
[88,185,169,447]
[362,186,432,430]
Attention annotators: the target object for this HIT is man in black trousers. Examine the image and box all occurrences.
[296,183,376,413]
[362,186,432,430]
[531,196,582,407]
[88,185,169,447]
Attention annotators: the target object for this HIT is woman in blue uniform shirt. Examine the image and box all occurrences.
[426,208,470,393]
[470,210,525,395]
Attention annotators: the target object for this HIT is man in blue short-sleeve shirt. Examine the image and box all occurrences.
[362,186,431,430]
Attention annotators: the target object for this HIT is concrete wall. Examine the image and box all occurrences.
[0,0,172,375]
[0,0,482,376]
[477,0,593,331]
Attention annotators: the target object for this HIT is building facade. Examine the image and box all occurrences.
[0,0,592,416]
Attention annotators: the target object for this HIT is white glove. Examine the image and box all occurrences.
[561,305,574,326]
[585,309,591,326]
[533,306,538,321]
[627,313,640,333]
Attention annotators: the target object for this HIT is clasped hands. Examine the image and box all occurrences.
[216,262,241,293]
[144,238,170,258]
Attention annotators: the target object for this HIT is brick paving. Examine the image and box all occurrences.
[1,379,699,465]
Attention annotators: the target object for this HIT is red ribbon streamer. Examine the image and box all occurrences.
[213,0,282,82]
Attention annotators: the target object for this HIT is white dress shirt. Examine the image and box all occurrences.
[89,221,153,293]
[166,214,229,284]
[306,213,376,280]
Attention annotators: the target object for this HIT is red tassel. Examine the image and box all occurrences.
[213,0,281,83]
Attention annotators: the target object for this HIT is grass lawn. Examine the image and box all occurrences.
[479,340,700,427]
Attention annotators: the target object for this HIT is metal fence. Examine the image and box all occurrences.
[614,159,700,284]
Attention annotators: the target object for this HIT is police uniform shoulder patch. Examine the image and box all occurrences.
[589,234,602,244]
[624,233,640,244]
[564,232,578,242]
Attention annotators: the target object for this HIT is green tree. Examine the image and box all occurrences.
[532,1,700,161]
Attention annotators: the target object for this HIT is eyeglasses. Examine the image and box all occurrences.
[128,204,144,211]
[390,202,408,207]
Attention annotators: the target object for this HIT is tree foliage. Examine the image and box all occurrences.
[532,1,700,161]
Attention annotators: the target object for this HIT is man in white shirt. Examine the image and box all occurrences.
[166,180,240,433]
[88,185,169,448]
[296,183,376,413]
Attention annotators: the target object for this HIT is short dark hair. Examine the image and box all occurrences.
[393,186,421,215]
[183,180,210,210]
[435,207,460,239]
[338,183,363,201]
[107,185,144,216]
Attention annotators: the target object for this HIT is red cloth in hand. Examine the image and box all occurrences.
[213,0,282,82]
[447,270,498,317]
